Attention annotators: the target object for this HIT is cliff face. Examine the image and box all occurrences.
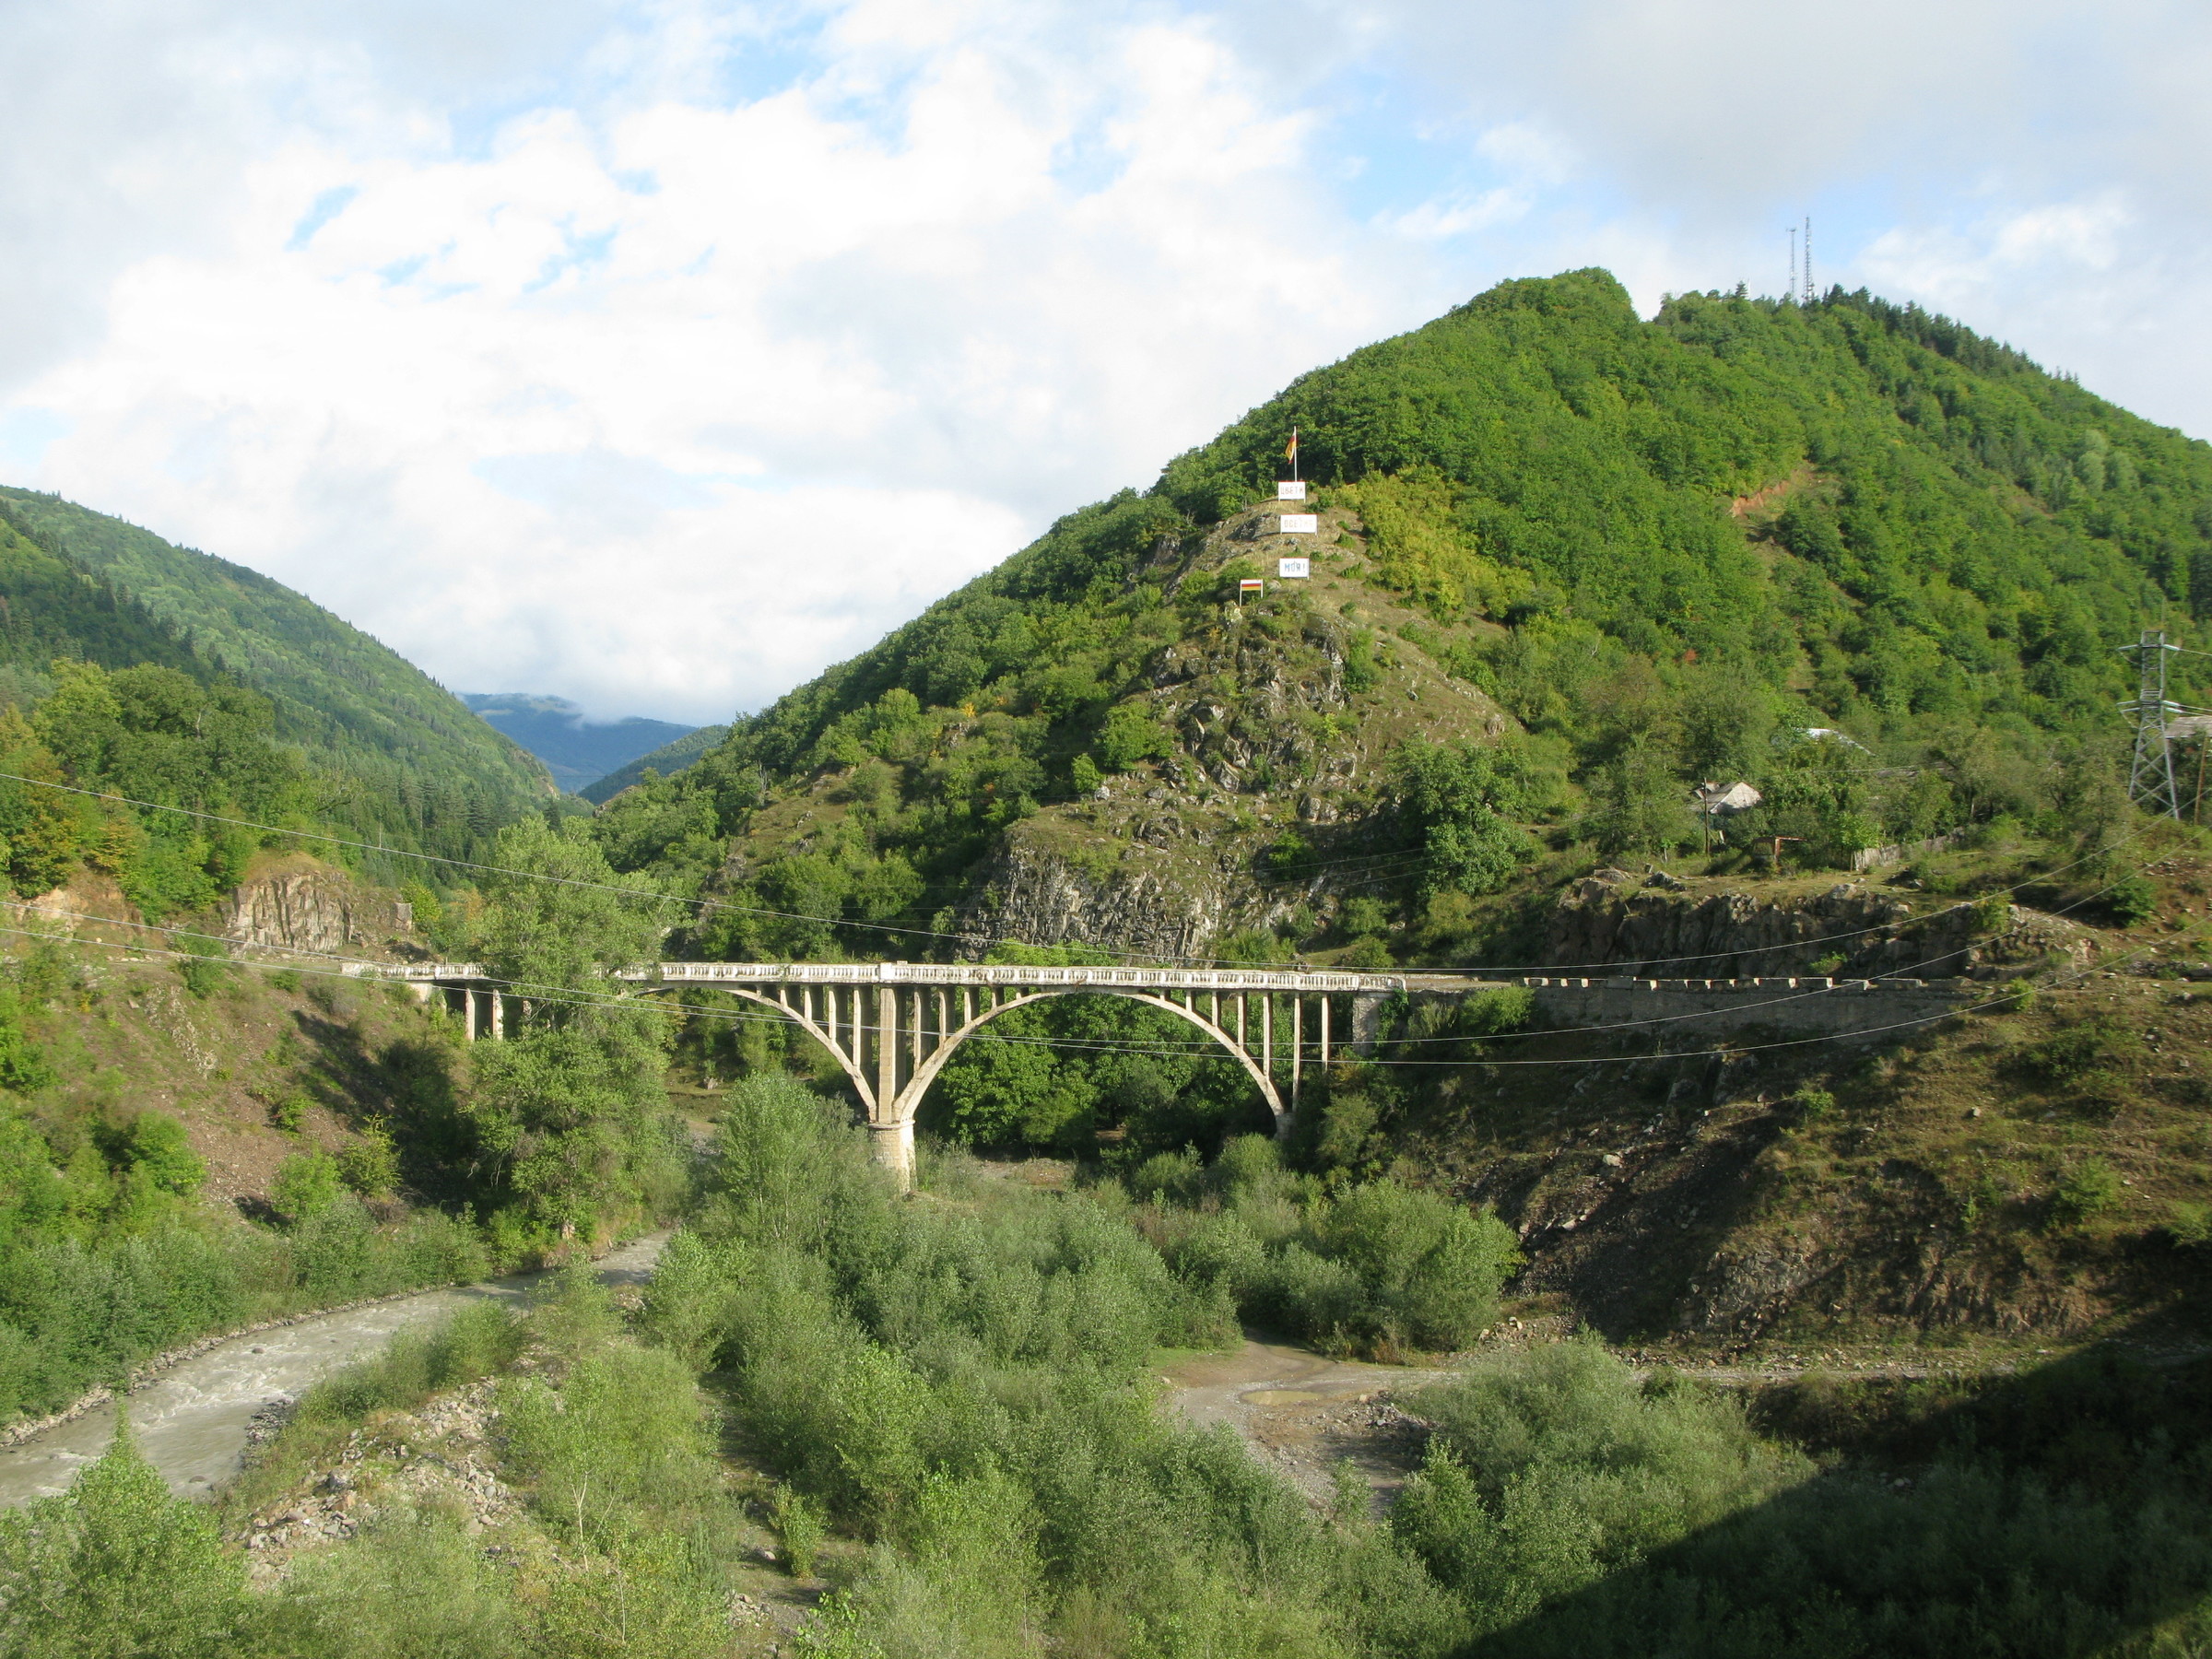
[1541,868,2097,981]
[219,855,413,959]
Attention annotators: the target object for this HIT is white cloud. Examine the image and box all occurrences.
[7,5,1430,724]
[6,0,2212,730]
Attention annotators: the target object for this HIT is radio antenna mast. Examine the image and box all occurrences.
[1803,217,1814,303]
[2120,629,2182,818]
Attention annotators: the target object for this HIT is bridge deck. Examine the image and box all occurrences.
[360,960,1410,994]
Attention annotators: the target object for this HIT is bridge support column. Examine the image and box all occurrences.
[869,1118,915,1186]
[1350,992,1387,1054]
[877,985,897,1110]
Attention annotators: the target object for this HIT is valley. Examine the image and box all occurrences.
[4,271,2212,1653]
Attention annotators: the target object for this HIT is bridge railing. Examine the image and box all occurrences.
[621,961,1401,994]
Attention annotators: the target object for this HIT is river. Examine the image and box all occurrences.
[0,1232,668,1509]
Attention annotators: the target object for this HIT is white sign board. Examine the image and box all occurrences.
[1277,480,1306,500]
[1278,513,1318,535]
[1277,557,1311,579]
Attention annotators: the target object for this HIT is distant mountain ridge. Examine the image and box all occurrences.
[461,693,699,793]
[0,488,554,857]
[579,722,731,804]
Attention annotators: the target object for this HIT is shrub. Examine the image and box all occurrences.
[1097,702,1173,771]
[272,1148,346,1222]
[1971,891,2014,934]
[1791,1086,1836,1124]
[500,1344,721,1537]
[122,1112,204,1196]
[1341,936,1394,971]
[1307,1182,1522,1351]
[1395,1340,1807,1630]
[2167,1202,2212,1248]
[174,948,231,1001]
[2019,1017,2138,1085]
[337,1123,400,1198]
[0,1417,247,1656]
[2106,868,2159,926]
[772,1483,825,1577]
[2053,1158,2124,1225]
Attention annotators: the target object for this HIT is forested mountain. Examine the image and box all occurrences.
[0,489,553,858]
[578,721,730,804]
[461,693,697,793]
[594,270,2212,966]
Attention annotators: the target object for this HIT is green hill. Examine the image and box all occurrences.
[594,270,2212,960]
[0,488,553,859]
[461,693,698,794]
[582,269,2212,1349]
[578,721,730,804]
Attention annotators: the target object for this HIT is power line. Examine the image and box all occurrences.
[15,837,2141,1065]
[2120,630,2182,819]
[0,764,2145,982]
[0,916,2020,1073]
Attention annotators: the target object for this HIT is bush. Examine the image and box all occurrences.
[2169,1201,2212,1248]
[272,1148,346,1222]
[2053,1158,2124,1225]
[500,1344,721,1538]
[121,1112,204,1196]
[0,1417,247,1656]
[1791,1086,1836,1124]
[2019,1017,2138,1085]
[173,947,231,1001]
[1097,702,1172,771]
[337,1123,400,1198]
[1306,1182,1522,1351]
[1394,1340,1807,1631]
[772,1483,825,1577]
[2106,867,2159,926]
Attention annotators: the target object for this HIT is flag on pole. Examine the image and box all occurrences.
[1283,429,1299,462]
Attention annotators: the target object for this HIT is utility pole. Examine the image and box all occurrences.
[2119,629,2182,818]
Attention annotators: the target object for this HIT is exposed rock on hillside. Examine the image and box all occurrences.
[220,854,413,959]
[1547,872,1970,978]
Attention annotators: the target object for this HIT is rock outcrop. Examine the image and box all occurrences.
[1545,873,1986,979]
[220,854,412,958]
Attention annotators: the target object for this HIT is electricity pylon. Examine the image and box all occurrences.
[2120,629,2181,818]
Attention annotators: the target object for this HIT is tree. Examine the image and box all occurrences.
[1589,737,1696,857]
[0,1415,247,1656]
[1392,738,1547,897]
[464,819,685,1241]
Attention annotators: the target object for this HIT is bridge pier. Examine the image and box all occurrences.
[868,1117,916,1184]
[368,961,1404,1193]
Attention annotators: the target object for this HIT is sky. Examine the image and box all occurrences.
[2,0,2206,727]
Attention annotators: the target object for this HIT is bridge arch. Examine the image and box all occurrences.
[634,979,1301,1182]
[899,986,1286,1129]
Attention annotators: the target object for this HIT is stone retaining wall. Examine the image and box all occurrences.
[1511,974,1972,1040]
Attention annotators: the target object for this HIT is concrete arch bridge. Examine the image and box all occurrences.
[368,960,1402,1182]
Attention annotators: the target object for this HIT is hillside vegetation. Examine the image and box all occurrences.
[11,1079,2211,1657]
[596,271,2212,960]
[0,488,553,862]
[583,272,2212,1349]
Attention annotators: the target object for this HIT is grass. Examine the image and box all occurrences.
[1380,847,2212,1352]
[220,1302,528,1519]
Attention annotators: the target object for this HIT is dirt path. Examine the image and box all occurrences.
[0,1232,668,1509]
[1160,1339,1450,1507]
